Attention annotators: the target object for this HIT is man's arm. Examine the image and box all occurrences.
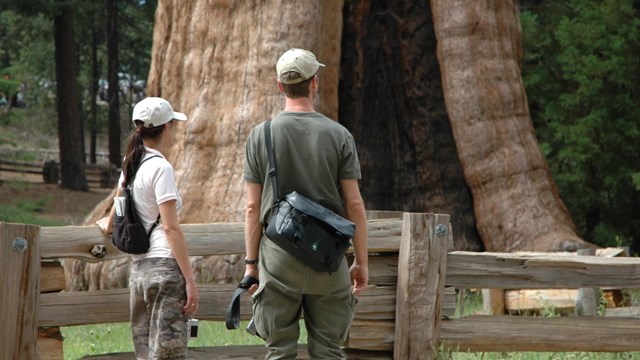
[340,178,368,295]
[244,181,263,285]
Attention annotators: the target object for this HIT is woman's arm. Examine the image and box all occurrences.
[96,186,122,235]
[159,199,199,316]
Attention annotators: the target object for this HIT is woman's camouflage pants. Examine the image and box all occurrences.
[130,257,188,360]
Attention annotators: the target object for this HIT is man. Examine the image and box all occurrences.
[243,48,369,359]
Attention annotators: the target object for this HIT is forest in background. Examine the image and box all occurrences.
[0,0,638,251]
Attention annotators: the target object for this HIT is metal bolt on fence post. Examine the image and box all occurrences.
[435,224,448,237]
[12,237,28,253]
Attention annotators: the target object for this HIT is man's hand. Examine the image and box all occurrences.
[349,262,369,295]
[244,264,259,295]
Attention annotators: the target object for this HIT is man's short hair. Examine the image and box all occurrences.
[280,72,314,98]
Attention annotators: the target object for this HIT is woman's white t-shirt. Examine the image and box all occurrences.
[118,147,182,259]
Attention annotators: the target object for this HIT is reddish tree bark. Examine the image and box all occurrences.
[430,0,592,251]
[339,0,482,251]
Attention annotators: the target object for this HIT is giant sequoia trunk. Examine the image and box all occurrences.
[75,0,345,290]
[429,0,592,251]
[147,0,344,223]
[340,0,482,251]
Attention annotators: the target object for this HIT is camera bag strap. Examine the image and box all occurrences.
[225,275,259,330]
[264,119,279,205]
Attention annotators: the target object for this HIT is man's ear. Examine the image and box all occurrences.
[277,81,285,93]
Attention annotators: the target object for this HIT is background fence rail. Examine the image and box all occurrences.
[0,159,119,188]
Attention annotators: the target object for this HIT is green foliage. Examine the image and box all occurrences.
[0,67,19,97]
[521,0,640,250]
[0,1,155,111]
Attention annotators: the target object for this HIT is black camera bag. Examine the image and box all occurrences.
[263,120,354,273]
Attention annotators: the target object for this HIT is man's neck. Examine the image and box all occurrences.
[284,97,314,112]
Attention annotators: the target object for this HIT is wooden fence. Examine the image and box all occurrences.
[2,212,640,359]
[0,159,119,188]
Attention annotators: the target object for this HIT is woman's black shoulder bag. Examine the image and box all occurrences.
[262,120,355,274]
[111,155,161,254]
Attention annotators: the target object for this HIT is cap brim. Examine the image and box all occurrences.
[173,111,187,121]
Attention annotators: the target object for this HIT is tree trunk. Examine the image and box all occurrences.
[54,4,88,192]
[146,0,344,222]
[77,0,346,290]
[107,0,121,167]
[339,0,482,251]
[429,0,592,251]
[89,22,99,164]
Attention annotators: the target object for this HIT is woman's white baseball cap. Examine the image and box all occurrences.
[132,97,187,128]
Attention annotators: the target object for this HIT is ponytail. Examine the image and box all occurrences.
[121,121,166,187]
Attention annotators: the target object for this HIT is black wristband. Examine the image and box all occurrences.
[245,257,258,265]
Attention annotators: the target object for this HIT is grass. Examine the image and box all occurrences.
[0,181,64,226]
[62,320,305,359]
[0,107,58,150]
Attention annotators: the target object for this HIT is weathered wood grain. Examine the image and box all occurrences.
[440,315,640,352]
[39,219,403,262]
[38,284,252,327]
[1,222,40,360]
[394,213,449,359]
[605,306,640,318]
[345,319,395,351]
[446,251,640,289]
[352,285,396,321]
[41,261,66,293]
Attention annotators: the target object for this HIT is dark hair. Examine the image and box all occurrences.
[280,71,314,98]
[121,120,166,187]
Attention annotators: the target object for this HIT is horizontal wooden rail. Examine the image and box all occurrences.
[440,315,640,352]
[0,160,118,187]
[39,219,403,261]
[39,284,252,327]
[446,251,640,289]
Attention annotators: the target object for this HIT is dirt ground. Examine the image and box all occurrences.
[0,170,112,225]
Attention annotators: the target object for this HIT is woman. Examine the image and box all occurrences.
[97,97,199,359]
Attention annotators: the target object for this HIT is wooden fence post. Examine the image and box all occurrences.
[1,222,41,360]
[575,248,599,316]
[394,213,450,360]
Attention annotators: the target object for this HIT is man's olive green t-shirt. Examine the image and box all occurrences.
[243,111,361,224]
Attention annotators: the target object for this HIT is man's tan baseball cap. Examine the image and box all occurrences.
[276,48,325,84]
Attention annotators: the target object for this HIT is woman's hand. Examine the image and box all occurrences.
[96,217,112,236]
[183,279,200,316]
